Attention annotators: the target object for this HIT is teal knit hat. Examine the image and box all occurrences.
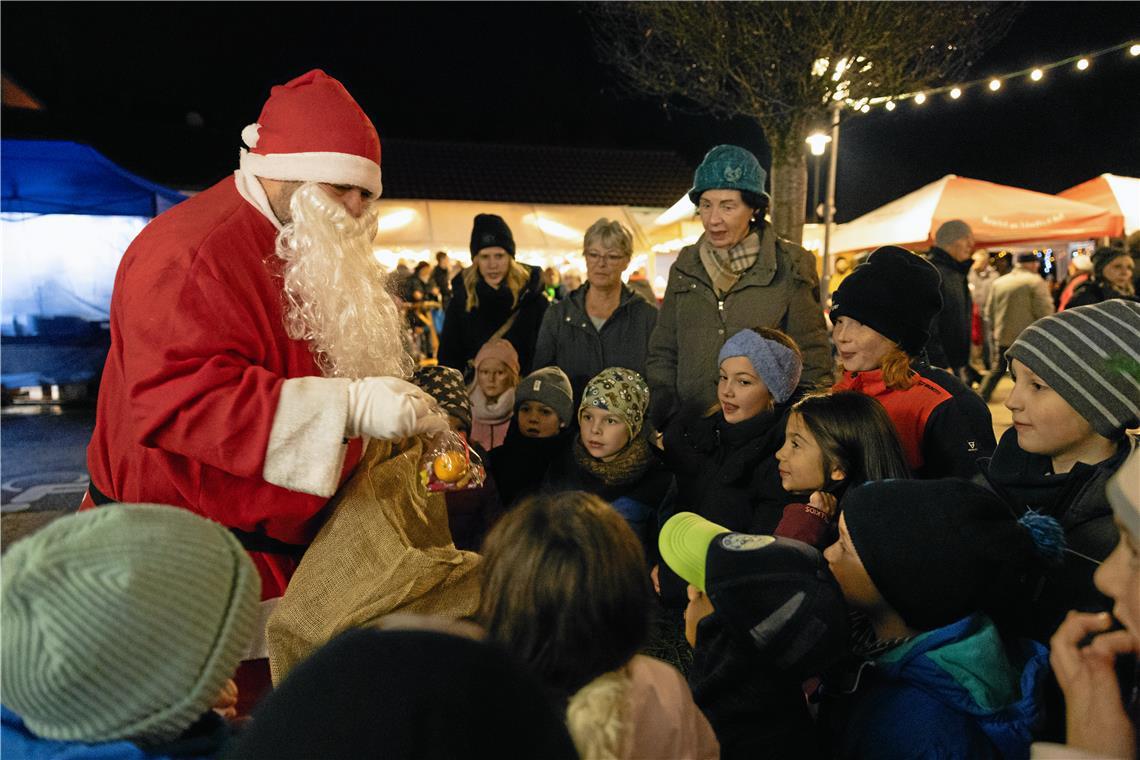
[1,504,260,745]
[688,144,769,204]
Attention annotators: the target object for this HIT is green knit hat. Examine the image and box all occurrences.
[688,144,769,204]
[1,504,260,745]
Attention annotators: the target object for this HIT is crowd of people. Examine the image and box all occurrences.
[3,69,1139,760]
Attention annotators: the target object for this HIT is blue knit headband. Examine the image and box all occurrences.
[718,330,802,404]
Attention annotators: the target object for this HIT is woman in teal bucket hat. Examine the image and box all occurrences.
[645,144,831,429]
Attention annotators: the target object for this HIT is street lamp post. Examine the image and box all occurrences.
[806,110,839,304]
[805,132,831,223]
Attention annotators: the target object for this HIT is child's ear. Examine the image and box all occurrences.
[830,466,847,483]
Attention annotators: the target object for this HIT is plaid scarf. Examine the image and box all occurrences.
[698,230,761,295]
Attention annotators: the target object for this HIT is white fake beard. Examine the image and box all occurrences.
[275,183,414,380]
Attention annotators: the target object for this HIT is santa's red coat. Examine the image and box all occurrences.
[86,177,361,599]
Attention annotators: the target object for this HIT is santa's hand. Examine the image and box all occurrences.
[346,377,449,440]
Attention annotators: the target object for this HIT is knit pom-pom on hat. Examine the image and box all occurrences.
[1016,510,1065,565]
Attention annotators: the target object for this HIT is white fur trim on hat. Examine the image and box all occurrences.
[240,148,382,198]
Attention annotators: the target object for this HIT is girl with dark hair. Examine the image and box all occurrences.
[774,391,911,547]
[477,491,718,760]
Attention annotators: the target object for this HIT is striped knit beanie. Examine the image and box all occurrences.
[1,504,260,745]
[1008,300,1140,439]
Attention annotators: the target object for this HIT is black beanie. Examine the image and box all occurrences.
[470,213,516,258]
[226,629,577,759]
[829,246,943,355]
[841,479,1063,632]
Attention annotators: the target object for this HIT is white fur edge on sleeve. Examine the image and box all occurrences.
[263,376,352,497]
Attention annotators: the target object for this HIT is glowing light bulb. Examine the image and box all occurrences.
[950,87,962,99]
[860,104,870,113]
[1076,58,1089,71]
[1131,44,1140,57]
[885,100,896,111]
[988,79,1001,91]
[1030,68,1044,82]
[914,92,927,105]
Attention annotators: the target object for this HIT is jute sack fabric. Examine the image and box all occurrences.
[267,437,482,683]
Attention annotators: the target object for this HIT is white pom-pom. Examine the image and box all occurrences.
[241,123,261,149]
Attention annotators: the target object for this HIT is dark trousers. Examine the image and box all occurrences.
[979,345,1010,402]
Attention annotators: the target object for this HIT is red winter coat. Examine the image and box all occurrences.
[86,177,361,598]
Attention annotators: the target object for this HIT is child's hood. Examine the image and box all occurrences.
[875,614,1048,757]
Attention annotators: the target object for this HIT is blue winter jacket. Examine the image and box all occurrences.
[1,706,224,760]
[823,614,1050,760]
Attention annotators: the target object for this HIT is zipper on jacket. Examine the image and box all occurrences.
[717,298,725,327]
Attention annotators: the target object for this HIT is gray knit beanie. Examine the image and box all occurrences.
[1008,300,1140,438]
[516,366,574,426]
[1,504,260,745]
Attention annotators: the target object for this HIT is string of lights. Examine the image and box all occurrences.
[839,39,1139,114]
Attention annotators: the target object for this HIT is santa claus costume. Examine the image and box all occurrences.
[85,70,443,707]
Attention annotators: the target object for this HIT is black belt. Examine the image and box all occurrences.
[87,481,307,559]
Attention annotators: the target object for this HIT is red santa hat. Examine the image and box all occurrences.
[239,69,382,197]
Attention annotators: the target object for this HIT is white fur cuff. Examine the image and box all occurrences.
[263,376,352,497]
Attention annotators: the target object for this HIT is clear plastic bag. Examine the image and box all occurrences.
[418,430,486,492]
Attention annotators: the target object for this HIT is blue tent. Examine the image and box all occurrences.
[1,139,186,216]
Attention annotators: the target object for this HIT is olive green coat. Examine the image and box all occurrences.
[646,228,832,423]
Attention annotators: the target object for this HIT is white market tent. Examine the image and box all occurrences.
[827,174,1124,255]
[1058,174,1140,235]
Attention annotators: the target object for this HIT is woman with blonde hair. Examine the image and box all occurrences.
[829,246,995,479]
[438,213,548,376]
[478,491,718,760]
[534,218,658,402]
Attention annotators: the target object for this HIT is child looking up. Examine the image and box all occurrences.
[774,391,911,547]
[980,300,1140,644]
[545,368,671,553]
[477,491,718,760]
[489,366,576,509]
[468,338,520,451]
[829,246,995,478]
[413,365,503,550]
[817,479,1059,759]
[658,513,850,759]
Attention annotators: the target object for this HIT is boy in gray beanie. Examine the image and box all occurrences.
[1,504,260,757]
[489,366,577,509]
[981,300,1140,645]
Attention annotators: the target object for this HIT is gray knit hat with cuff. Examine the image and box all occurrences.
[1008,300,1140,439]
[516,366,574,426]
[1,504,261,745]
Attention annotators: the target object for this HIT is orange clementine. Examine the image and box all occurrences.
[432,451,468,483]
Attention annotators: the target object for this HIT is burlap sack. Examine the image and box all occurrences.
[267,437,482,683]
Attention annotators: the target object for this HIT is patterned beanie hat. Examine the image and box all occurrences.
[516,366,574,425]
[1008,300,1140,438]
[718,328,802,404]
[414,365,471,431]
[1,504,260,745]
[579,368,650,439]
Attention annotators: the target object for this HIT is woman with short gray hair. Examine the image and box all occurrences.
[533,218,658,402]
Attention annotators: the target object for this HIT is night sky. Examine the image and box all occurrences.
[3,1,1138,221]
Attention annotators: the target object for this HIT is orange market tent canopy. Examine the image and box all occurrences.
[1058,174,1140,235]
[829,175,1124,254]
